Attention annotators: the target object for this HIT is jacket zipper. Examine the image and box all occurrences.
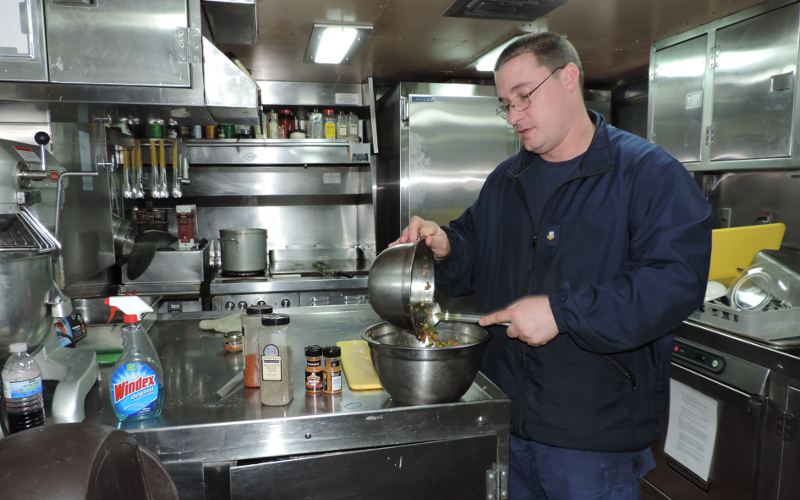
[602,355,638,390]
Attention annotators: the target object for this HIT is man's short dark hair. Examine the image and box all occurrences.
[494,32,584,89]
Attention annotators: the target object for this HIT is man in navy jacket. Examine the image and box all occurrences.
[392,32,712,499]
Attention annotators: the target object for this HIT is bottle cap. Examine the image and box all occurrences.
[246,305,273,315]
[9,342,27,353]
[305,345,322,357]
[261,313,290,326]
[323,345,341,357]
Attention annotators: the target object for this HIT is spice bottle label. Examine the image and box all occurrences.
[261,344,283,381]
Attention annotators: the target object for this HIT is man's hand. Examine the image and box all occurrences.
[479,296,559,347]
[390,215,451,260]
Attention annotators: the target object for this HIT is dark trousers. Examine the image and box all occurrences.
[509,435,655,500]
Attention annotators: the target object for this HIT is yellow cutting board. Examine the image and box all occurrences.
[336,340,382,391]
[709,223,785,285]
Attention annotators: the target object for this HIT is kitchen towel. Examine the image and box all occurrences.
[199,314,242,333]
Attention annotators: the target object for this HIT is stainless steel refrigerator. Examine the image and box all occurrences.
[374,82,518,250]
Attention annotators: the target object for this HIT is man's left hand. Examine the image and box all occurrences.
[479,296,559,347]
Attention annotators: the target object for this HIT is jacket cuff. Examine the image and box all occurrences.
[436,226,463,272]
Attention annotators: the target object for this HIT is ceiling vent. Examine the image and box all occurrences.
[442,0,566,22]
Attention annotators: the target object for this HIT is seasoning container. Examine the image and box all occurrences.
[289,117,306,139]
[336,110,348,140]
[224,331,243,353]
[217,124,235,139]
[323,345,342,395]
[308,109,323,139]
[278,109,294,139]
[243,305,273,388]
[259,313,293,406]
[266,109,279,139]
[348,112,359,141]
[147,118,164,139]
[304,345,323,394]
[322,108,336,140]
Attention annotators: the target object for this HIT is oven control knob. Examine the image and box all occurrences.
[257,300,267,306]
[224,301,235,311]
[237,301,248,310]
[280,298,291,308]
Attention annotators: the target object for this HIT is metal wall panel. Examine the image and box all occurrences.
[44,0,191,87]
[650,35,708,162]
[711,3,800,160]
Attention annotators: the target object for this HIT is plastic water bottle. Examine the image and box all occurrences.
[2,342,46,433]
[107,296,164,422]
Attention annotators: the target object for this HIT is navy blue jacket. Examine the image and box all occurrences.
[436,111,712,452]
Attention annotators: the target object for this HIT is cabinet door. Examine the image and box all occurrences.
[0,0,48,82]
[650,34,708,163]
[710,3,800,161]
[44,0,191,86]
[778,386,800,499]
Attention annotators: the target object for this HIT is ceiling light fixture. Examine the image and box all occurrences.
[474,36,524,72]
[304,23,373,65]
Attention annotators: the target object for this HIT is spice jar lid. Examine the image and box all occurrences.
[322,108,335,115]
[224,331,242,341]
[261,313,290,326]
[305,345,322,357]
[246,305,274,315]
[323,345,341,357]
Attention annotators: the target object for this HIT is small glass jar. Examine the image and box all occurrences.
[322,108,336,140]
[304,345,323,394]
[259,313,293,406]
[243,305,272,388]
[223,331,243,353]
[323,345,342,395]
[308,109,323,139]
[347,112,359,141]
[266,109,279,139]
[336,111,348,140]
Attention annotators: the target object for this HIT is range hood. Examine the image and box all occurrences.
[0,0,259,125]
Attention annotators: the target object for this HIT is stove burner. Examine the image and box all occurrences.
[221,270,267,278]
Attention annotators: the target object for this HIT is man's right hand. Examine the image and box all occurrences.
[390,215,451,260]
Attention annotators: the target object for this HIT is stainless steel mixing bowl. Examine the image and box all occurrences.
[362,321,489,405]
[367,241,435,331]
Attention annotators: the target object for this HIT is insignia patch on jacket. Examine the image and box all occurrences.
[543,225,559,246]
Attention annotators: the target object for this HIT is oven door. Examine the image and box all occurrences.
[643,363,764,499]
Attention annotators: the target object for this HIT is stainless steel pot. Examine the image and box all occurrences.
[219,228,267,274]
[0,251,53,363]
[362,321,488,405]
[367,241,435,330]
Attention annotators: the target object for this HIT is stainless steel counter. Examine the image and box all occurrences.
[82,304,511,499]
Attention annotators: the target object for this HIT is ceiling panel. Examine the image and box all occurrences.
[222,0,767,85]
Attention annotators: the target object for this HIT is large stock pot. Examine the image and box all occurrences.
[219,228,267,274]
[0,250,53,363]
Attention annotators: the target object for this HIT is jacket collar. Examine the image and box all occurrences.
[505,109,615,180]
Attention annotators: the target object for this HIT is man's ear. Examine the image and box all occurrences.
[561,63,581,93]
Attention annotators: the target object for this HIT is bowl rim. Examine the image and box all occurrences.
[361,321,489,351]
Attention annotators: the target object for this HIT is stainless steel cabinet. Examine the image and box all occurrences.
[648,0,800,171]
[710,3,799,161]
[650,35,708,163]
[0,0,48,82]
[44,0,191,86]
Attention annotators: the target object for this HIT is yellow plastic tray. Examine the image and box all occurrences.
[336,340,382,391]
[709,223,785,285]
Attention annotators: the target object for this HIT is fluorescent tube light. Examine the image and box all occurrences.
[304,23,373,65]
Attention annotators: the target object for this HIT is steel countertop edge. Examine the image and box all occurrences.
[81,304,512,464]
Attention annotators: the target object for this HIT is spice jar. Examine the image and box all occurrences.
[277,109,294,139]
[322,108,336,140]
[308,109,323,139]
[323,345,342,395]
[223,331,243,353]
[304,345,323,394]
[243,305,273,388]
[259,313,293,406]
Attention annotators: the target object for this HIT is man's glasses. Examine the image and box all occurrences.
[496,66,565,119]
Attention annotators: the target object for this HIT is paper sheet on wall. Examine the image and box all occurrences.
[663,379,719,482]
